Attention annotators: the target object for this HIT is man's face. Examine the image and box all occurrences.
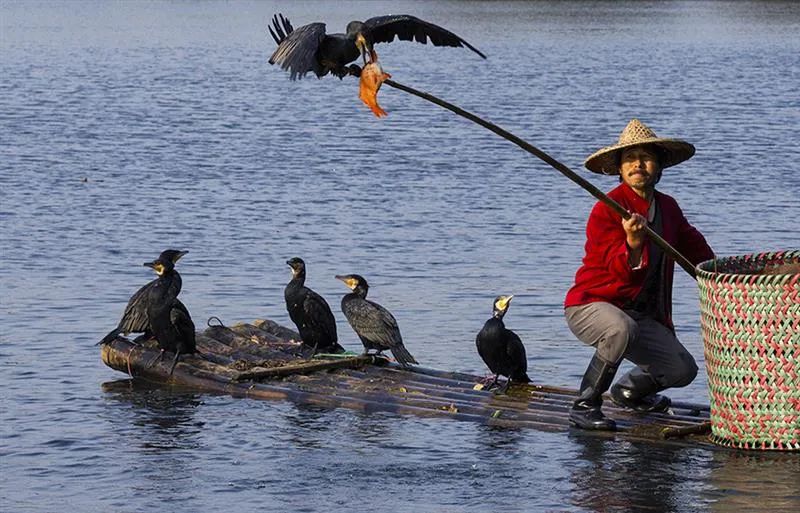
[619,146,661,192]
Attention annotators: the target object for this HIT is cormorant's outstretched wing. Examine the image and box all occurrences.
[268,13,294,45]
[118,280,155,334]
[98,278,157,345]
[362,15,486,59]
[268,14,327,80]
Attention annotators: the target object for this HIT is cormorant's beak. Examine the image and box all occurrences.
[172,250,188,263]
[496,295,514,311]
[335,275,356,290]
[355,33,368,64]
[143,261,155,268]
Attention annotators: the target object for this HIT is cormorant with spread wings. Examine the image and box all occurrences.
[268,13,486,80]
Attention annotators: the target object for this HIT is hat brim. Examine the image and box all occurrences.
[584,138,696,175]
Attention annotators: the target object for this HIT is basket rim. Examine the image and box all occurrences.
[696,249,800,279]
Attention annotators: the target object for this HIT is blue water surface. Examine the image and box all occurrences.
[1,1,798,512]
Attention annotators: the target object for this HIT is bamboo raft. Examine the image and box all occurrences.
[101,319,714,447]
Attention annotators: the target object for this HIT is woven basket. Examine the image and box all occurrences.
[697,250,800,450]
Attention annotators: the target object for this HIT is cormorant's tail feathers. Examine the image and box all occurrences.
[391,344,418,367]
[97,328,120,346]
[512,372,532,384]
[329,342,346,354]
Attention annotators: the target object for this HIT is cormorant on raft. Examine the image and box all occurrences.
[476,295,531,392]
[268,13,486,80]
[285,257,345,355]
[98,249,189,347]
[142,250,197,376]
[335,274,418,367]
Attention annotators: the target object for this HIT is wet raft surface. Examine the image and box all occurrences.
[101,319,714,447]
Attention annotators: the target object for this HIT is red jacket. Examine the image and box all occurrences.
[564,183,714,329]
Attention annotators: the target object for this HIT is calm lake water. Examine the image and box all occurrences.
[1,1,798,511]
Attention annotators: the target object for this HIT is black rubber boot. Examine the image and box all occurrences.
[610,368,671,413]
[569,354,618,431]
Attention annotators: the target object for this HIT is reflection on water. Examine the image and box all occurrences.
[101,379,205,451]
[568,433,713,513]
[281,403,340,449]
[708,451,800,513]
[100,380,205,501]
[473,425,527,453]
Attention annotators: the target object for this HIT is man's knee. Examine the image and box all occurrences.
[658,352,698,388]
[606,314,639,347]
[596,315,638,363]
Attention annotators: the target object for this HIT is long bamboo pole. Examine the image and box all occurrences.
[383,79,697,279]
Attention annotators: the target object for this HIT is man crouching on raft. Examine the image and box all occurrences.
[565,119,714,431]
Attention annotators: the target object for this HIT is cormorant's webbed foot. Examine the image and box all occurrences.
[484,374,500,391]
[494,379,512,395]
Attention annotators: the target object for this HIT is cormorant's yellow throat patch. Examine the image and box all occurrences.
[495,295,513,311]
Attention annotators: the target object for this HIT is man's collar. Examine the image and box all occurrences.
[617,183,656,213]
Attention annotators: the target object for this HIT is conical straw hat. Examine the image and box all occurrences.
[584,119,696,175]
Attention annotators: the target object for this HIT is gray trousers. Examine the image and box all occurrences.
[565,302,698,389]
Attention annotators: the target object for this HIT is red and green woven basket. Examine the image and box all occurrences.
[697,250,800,450]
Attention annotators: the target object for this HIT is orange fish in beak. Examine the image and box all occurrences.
[358,50,391,118]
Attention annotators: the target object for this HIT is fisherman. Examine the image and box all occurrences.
[565,119,714,431]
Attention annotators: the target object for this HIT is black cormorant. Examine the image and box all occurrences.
[142,250,196,375]
[98,249,188,346]
[285,257,345,354]
[476,295,531,392]
[335,274,417,367]
[268,13,486,80]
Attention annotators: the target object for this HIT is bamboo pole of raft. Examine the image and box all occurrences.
[298,373,572,426]
[396,364,711,412]
[383,79,698,279]
[346,368,707,426]
[309,374,699,431]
